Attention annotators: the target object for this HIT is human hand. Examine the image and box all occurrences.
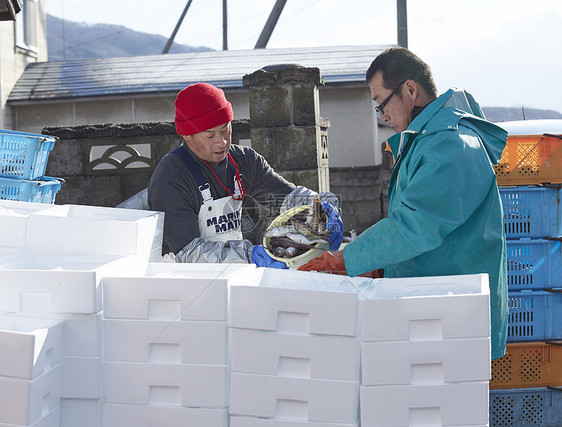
[251,245,288,269]
[321,201,344,250]
[297,250,347,274]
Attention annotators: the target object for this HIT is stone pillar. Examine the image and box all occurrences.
[243,64,330,193]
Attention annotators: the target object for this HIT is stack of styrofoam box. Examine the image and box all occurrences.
[229,268,371,427]
[0,315,64,427]
[102,263,258,427]
[0,200,164,427]
[358,273,491,427]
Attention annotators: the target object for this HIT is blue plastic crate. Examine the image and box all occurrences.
[490,387,562,426]
[508,289,562,341]
[500,186,560,239]
[0,130,56,179]
[507,238,562,290]
[0,176,63,204]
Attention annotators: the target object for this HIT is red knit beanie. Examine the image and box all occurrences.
[174,83,234,135]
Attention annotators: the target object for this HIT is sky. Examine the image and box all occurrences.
[46,0,562,113]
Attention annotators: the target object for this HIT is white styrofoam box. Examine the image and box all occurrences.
[359,274,490,342]
[103,276,228,321]
[60,313,102,357]
[229,269,367,336]
[0,406,60,427]
[0,247,21,266]
[104,318,228,365]
[231,328,359,382]
[359,382,489,427]
[229,372,359,425]
[257,267,373,294]
[0,200,54,249]
[145,262,260,287]
[0,254,145,315]
[361,337,491,386]
[0,315,63,379]
[0,364,62,425]
[60,398,102,427]
[61,356,102,399]
[230,417,357,427]
[104,404,228,427]
[27,204,164,261]
[104,362,228,407]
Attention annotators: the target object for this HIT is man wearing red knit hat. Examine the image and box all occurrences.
[148,82,343,266]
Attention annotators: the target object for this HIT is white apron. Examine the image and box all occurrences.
[172,144,245,242]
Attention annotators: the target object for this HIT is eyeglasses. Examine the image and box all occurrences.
[375,80,407,115]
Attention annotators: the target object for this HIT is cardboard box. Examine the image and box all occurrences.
[103,404,228,427]
[231,328,359,382]
[103,276,228,321]
[104,318,228,365]
[360,382,489,426]
[61,356,102,399]
[361,338,491,386]
[104,362,227,407]
[0,315,63,379]
[229,372,358,425]
[359,274,490,342]
[0,364,61,425]
[0,255,145,314]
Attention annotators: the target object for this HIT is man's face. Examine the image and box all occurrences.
[184,123,232,165]
[369,71,413,133]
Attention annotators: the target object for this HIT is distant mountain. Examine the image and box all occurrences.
[46,15,561,121]
[482,106,562,123]
[46,14,212,61]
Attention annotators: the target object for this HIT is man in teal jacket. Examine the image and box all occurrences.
[299,47,508,360]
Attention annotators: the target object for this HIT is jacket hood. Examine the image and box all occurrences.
[387,89,508,164]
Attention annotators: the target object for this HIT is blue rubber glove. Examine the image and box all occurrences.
[321,201,344,250]
[251,245,288,269]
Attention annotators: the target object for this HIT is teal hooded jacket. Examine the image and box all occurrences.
[343,89,508,360]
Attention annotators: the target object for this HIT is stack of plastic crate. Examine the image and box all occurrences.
[490,131,562,426]
[0,129,62,203]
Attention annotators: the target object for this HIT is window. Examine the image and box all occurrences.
[15,0,38,52]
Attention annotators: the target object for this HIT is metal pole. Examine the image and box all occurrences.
[163,0,194,54]
[397,0,408,48]
[223,0,228,50]
[254,0,287,49]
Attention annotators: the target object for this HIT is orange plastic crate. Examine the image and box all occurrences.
[495,134,562,185]
[490,341,562,389]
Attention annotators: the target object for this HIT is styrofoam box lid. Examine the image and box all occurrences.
[31,204,162,221]
[0,253,142,272]
[145,262,260,287]
[229,417,358,427]
[0,314,63,333]
[0,199,56,216]
[257,268,373,294]
[499,119,562,136]
[361,273,489,300]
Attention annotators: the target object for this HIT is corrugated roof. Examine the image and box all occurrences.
[8,45,392,103]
